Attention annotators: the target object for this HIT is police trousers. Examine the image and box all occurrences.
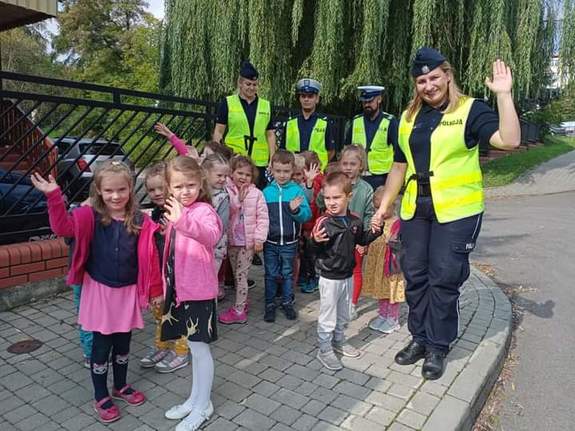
[400,196,482,353]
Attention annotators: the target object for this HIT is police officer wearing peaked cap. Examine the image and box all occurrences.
[373,47,520,380]
[213,61,276,189]
[346,85,398,190]
[281,78,335,169]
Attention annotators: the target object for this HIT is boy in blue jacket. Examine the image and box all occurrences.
[263,150,312,322]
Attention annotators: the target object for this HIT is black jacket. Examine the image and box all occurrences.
[312,212,382,279]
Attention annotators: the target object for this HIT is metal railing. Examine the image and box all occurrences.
[0,71,215,244]
[478,116,541,157]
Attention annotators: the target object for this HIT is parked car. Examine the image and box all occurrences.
[54,137,133,201]
[0,169,49,245]
[549,121,575,136]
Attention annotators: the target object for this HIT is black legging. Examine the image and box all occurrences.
[91,331,132,401]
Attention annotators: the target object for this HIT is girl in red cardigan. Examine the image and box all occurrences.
[31,161,162,424]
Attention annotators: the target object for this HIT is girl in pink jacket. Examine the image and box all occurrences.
[161,157,223,431]
[218,155,269,325]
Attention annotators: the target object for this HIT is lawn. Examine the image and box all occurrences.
[482,135,575,188]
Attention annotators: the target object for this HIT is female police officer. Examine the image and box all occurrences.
[372,47,520,380]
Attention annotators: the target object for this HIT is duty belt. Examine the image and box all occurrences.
[407,171,434,197]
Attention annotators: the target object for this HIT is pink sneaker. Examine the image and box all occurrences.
[111,385,146,406]
[218,307,247,325]
[94,397,120,423]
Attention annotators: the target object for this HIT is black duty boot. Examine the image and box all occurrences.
[421,351,447,380]
[394,340,426,365]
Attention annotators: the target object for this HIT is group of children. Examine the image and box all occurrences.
[30,123,406,428]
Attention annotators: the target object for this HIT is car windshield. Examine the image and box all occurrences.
[79,143,124,156]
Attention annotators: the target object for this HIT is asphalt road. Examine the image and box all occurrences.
[473,192,575,430]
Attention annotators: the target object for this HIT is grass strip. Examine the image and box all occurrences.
[482,135,575,188]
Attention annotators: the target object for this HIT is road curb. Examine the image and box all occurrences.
[0,276,68,311]
[422,267,512,431]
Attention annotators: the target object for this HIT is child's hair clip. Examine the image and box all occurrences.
[111,161,123,166]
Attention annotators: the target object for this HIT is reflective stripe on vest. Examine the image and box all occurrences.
[224,95,271,167]
[285,116,329,169]
[351,115,393,174]
[397,97,484,223]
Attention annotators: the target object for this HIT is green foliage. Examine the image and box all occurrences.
[0,25,63,90]
[560,0,575,85]
[54,0,160,92]
[534,82,575,124]
[466,0,514,98]
[341,0,391,100]
[513,0,542,98]
[161,0,572,116]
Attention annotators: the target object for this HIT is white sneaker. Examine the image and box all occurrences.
[333,341,361,358]
[175,401,214,431]
[155,351,189,373]
[316,349,343,371]
[139,349,168,368]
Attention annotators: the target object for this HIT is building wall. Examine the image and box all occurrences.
[3,0,57,16]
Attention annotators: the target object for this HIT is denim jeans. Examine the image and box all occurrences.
[263,242,298,306]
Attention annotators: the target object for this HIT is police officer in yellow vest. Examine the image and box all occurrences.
[281,78,335,169]
[373,47,520,380]
[213,61,276,188]
[346,85,398,189]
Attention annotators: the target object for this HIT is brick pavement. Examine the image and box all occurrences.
[0,266,510,431]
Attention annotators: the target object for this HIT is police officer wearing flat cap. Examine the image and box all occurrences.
[213,61,276,188]
[373,47,520,380]
[281,78,335,168]
[346,85,398,190]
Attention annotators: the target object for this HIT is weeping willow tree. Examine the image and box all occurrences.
[160,0,573,115]
[560,0,575,86]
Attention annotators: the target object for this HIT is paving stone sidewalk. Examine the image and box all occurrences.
[485,149,575,199]
[0,266,510,431]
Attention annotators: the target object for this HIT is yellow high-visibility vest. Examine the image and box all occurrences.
[351,114,394,174]
[224,95,271,167]
[397,97,484,223]
[285,116,329,169]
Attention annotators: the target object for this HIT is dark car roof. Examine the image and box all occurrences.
[55,137,122,145]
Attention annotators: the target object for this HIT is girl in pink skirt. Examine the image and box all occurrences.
[31,161,163,424]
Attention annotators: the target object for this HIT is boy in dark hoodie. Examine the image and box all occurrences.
[312,172,382,371]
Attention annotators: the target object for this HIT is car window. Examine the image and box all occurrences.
[56,141,70,153]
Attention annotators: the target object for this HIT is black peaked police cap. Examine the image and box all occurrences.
[239,61,259,80]
[410,47,446,77]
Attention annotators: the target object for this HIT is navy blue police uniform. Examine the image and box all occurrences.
[393,47,499,379]
[216,61,275,189]
[279,79,336,165]
[346,86,399,190]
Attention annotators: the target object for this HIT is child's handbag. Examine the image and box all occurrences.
[384,219,402,276]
